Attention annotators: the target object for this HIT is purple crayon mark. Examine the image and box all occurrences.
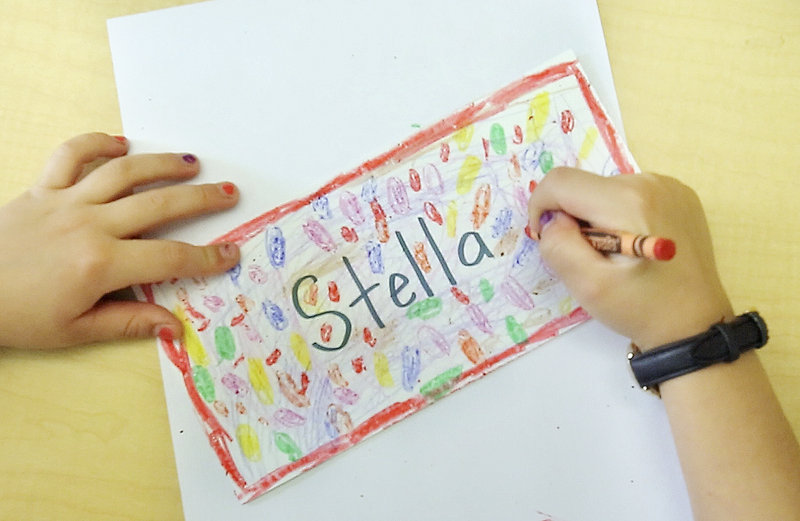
[221,373,250,396]
[422,163,445,195]
[513,236,538,267]
[273,408,307,428]
[262,300,289,331]
[401,345,421,392]
[491,207,513,239]
[333,387,359,405]
[227,263,242,286]
[366,241,384,274]
[386,176,411,215]
[417,325,449,356]
[360,178,378,203]
[501,275,535,310]
[311,195,333,220]
[203,295,225,312]
[266,226,286,268]
[248,264,268,284]
[339,190,366,226]
[467,303,493,334]
[302,219,337,252]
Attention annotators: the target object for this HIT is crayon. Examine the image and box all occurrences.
[580,228,676,261]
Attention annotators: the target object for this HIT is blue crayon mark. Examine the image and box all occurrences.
[311,196,333,220]
[227,263,242,286]
[401,346,421,392]
[267,226,286,268]
[366,241,384,274]
[360,178,378,203]
[513,236,539,267]
[262,300,288,331]
[491,207,513,239]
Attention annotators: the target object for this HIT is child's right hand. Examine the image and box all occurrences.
[528,167,734,351]
[0,133,241,349]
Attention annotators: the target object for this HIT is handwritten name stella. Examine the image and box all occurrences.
[291,217,495,351]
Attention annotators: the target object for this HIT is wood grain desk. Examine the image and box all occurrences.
[1,1,798,519]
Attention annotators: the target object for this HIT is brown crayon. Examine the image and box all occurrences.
[580,228,676,261]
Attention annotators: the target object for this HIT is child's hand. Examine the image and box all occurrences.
[528,167,733,350]
[0,133,240,349]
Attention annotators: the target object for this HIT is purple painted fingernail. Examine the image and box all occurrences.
[539,210,555,228]
[182,153,197,164]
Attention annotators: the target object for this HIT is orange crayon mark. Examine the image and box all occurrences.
[303,281,319,306]
[471,183,491,230]
[265,349,281,366]
[512,124,523,144]
[328,363,349,387]
[275,370,311,408]
[458,329,485,364]
[509,153,522,180]
[440,142,450,162]
[369,200,390,243]
[482,137,490,160]
[451,286,471,305]
[213,401,230,417]
[413,242,432,273]
[236,402,247,415]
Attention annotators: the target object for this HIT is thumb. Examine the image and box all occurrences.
[71,301,183,344]
[536,211,607,291]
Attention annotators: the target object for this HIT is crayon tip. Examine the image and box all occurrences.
[653,238,676,261]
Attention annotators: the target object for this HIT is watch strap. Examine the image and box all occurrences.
[629,311,768,390]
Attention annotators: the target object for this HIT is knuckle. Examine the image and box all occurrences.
[160,242,193,272]
[143,190,172,214]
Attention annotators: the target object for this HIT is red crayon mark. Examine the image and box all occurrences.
[512,124,524,144]
[450,286,471,305]
[413,242,432,273]
[363,327,377,348]
[233,354,245,368]
[265,349,281,366]
[230,314,245,326]
[458,329,485,364]
[440,142,450,162]
[528,179,537,193]
[352,356,365,373]
[471,183,491,230]
[408,168,421,191]
[560,109,575,133]
[300,372,310,396]
[327,281,340,302]
[275,370,311,408]
[423,201,443,225]
[341,226,359,243]
[482,137,490,160]
[320,323,333,343]
[304,282,319,306]
[369,200,390,243]
[177,288,210,331]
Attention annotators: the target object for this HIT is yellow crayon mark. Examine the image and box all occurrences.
[373,352,394,388]
[453,124,474,151]
[289,332,312,370]
[526,91,550,141]
[579,126,599,160]
[456,155,482,195]
[559,295,577,316]
[248,358,274,405]
[174,306,209,366]
[446,200,458,238]
[236,424,262,462]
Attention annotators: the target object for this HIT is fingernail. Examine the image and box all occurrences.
[219,242,238,259]
[182,153,198,164]
[113,135,127,144]
[539,210,555,229]
[220,182,236,196]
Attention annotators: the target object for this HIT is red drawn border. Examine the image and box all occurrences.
[144,59,634,502]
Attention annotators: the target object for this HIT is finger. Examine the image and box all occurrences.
[76,152,201,203]
[537,211,616,299]
[39,133,128,189]
[69,300,183,344]
[100,182,238,238]
[528,167,638,236]
[109,239,240,289]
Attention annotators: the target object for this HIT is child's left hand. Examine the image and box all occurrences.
[0,133,241,349]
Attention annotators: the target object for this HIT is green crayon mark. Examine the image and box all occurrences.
[192,366,215,403]
[489,123,507,155]
[540,150,554,174]
[479,278,494,302]
[274,431,303,462]
[505,315,528,344]
[420,366,463,400]
[411,123,421,128]
[406,297,443,320]
[214,326,236,360]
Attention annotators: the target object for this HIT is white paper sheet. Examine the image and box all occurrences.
[108,1,692,519]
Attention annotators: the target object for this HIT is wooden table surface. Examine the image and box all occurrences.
[1,1,798,519]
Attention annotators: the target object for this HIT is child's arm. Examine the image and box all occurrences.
[0,133,241,349]
[529,167,800,520]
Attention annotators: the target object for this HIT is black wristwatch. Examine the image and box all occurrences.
[628,311,768,391]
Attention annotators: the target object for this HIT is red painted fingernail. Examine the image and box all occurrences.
[113,135,127,144]
[182,153,197,164]
[221,182,236,196]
